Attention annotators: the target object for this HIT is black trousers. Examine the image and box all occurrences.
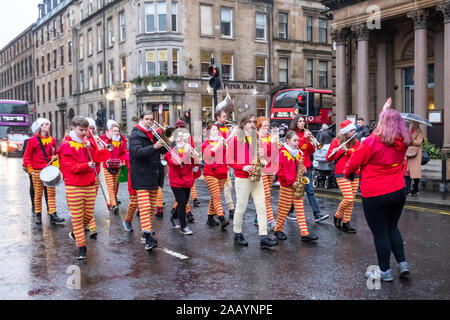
[405,176,420,194]
[171,187,191,229]
[362,188,407,272]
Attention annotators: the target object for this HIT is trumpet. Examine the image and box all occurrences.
[305,129,323,149]
[97,138,114,151]
[182,132,201,159]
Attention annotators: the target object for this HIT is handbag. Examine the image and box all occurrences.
[406,146,419,158]
[421,150,430,165]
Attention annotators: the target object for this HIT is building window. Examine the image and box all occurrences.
[88,29,93,55]
[88,0,93,15]
[80,2,83,20]
[279,58,288,86]
[107,18,114,46]
[256,98,267,117]
[158,50,168,75]
[36,59,39,76]
[42,84,45,102]
[172,49,179,75]
[306,59,313,87]
[53,49,57,69]
[88,67,94,91]
[119,12,126,41]
[42,56,45,74]
[120,57,126,81]
[97,23,103,52]
[221,53,233,81]
[200,5,212,36]
[319,61,328,88]
[79,35,84,60]
[48,82,51,101]
[47,53,51,72]
[279,12,288,39]
[98,0,103,10]
[201,51,212,78]
[69,74,73,96]
[145,2,155,33]
[61,78,65,98]
[108,61,114,85]
[157,1,167,32]
[80,70,84,92]
[54,79,58,100]
[138,51,143,77]
[221,7,232,37]
[97,63,103,88]
[60,46,64,66]
[319,18,328,44]
[256,56,267,82]
[146,50,156,75]
[37,85,40,103]
[307,16,313,42]
[68,41,72,63]
[60,15,64,34]
[171,2,177,32]
[201,96,213,126]
[255,13,266,41]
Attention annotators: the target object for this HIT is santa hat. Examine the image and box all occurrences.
[31,118,51,134]
[340,120,356,135]
[175,120,186,128]
[107,119,118,130]
[86,118,96,130]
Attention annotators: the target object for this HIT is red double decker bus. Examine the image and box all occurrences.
[270,88,333,132]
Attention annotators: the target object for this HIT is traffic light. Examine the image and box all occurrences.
[297,92,308,115]
[208,65,222,90]
[184,109,191,125]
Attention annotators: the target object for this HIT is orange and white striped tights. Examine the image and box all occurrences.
[335,178,360,223]
[87,178,100,232]
[125,194,138,223]
[262,174,275,222]
[136,189,158,233]
[66,185,96,247]
[31,170,56,215]
[156,187,163,209]
[204,176,226,217]
[104,169,119,207]
[274,186,310,236]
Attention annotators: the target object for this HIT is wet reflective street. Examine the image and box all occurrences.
[1,156,449,300]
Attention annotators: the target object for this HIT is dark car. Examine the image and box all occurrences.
[1,133,29,157]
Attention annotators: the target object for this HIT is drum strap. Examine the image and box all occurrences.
[37,137,50,163]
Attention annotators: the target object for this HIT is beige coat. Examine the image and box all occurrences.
[408,128,424,179]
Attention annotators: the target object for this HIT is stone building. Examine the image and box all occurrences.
[0,26,35,117]
[32,0,77,142]
[322,0,450,149]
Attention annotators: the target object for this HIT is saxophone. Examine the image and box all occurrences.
[294,149,310,198]
[249,133,267,183]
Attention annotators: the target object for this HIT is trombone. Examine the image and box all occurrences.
[182,132,202,159]
[149,121,183,166]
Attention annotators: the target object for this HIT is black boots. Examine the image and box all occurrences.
[334,216,342,230]
[229,209,234,220]
[274,231,287,241]
[50,213,65,224]
[218,216,229,230]
[35,213,42,225]
[144,232,157,250]
[207,215,219,226]
[186,212,195,223]
[301,234,319,242]
[260,236,278,248]
[76,246,87,260]
[341,222,356,233]
[234,233,248,246]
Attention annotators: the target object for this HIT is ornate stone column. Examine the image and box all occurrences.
[376,31,394,114]
[407,9,429,135]
[332,28,349,127]
[437,1,450,149]
[352,23,370,123]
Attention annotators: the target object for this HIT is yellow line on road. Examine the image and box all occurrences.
[315,192,450,216]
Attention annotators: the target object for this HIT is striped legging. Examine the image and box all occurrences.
[191,184,198,200]
[104,169,119,207]
[87,177,100,232]
[136,189,158,233]
[125,194,138,223]
[31,170,56,215]
[66,185,96,247]
[204,175,226,217]
[335,177,360,223]
[275,185,309,236]
[262,174,275,222]
[156,187,163,209]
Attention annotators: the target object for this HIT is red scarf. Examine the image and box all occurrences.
[136,124,155,144]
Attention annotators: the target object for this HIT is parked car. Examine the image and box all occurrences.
[1,133,29,157]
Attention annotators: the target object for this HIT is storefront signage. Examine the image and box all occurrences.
[147,82,167,92]
[188,82,199,88]
[224,83,255,90]
[105,82,131,100]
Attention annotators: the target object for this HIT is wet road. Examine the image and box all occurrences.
[1,156,449,300]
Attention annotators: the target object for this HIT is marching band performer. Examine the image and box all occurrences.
[57,116,99,260]
[226,112,278,249]
[23,118,64,225]
[289,115,328,222]
[165,129,201,235]
[101,121,126,215]
[326,120,360,233]
[273,130,318,242]
[202,123,230,230]
[129,111,167,251]
[215,109,235,219]
[123,150,138,232]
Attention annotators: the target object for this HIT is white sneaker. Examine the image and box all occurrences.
[180,227,193,235]
[286,212,297,221]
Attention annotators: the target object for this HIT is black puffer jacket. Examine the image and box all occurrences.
[129,126,167,190]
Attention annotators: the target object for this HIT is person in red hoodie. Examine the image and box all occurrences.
[165,129,201,235]
[57,116,100,260]
[122,151,138,232]
[23,118,65,225]
[273,130,318,242]
[226,112,278,249]
[344,98,413,282]
[326,120,361,233]
[101,122,127,215]
[202,123,230,230]
[289,115,328,222]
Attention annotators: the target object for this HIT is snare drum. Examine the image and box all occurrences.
[40,165,63,187]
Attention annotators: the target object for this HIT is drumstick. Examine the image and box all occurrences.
[84,139,111,210]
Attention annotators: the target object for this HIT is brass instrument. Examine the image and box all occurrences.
[266,132,283,148]
[182,132,201,159]
[97,138,114,152]
[305,129,323,149]
[149,121,183,166]
[249,134,267,183]
[294,148,310,198]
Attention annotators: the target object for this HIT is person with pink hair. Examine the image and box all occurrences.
[344,98,413,282]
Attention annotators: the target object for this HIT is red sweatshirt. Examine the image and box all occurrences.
[164,148,196,189]
[226,135,258,179]
[202,140,228,180]
[123,151,136,195]
[260,136,278,175]
[23,134,57,170]
[277,146,303,187]
[101,135,127,168]
[344,134,408,198]
[86,135,102,173]
[294,129,315,169]
[326,138,361,177]
[57,135,97,187]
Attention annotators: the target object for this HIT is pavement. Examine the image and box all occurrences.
[1,156,450,300]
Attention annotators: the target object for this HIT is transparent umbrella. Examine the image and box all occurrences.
[400,113,433,127]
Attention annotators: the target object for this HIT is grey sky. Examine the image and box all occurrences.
[0,0,41,49]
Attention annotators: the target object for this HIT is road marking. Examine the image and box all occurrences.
[315,192,450,216]
[157,247,189,260]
